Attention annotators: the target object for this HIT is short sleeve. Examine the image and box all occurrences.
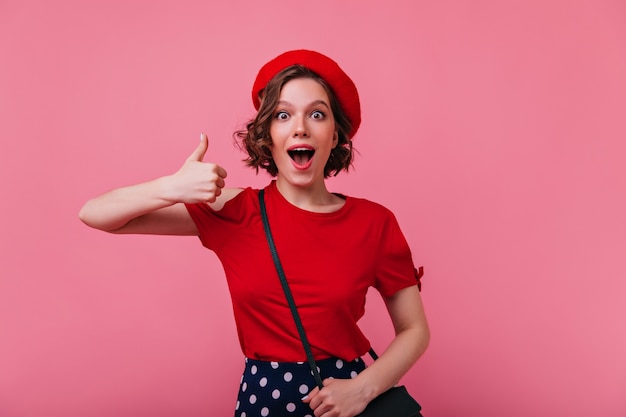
[184,202,215,249]
[183,187,257,251]
[373,210,421,297]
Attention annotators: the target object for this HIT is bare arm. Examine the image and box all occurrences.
[357,285,430,393]
[304,285,429,416]
[78,134,235,235]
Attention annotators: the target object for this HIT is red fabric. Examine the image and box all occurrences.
[185,181,418,361]
[251,49,361,139]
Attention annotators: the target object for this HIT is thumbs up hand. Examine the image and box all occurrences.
[164,133,228,204]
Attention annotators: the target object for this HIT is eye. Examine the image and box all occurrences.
[275,111,289,120]
[311,110,325,120]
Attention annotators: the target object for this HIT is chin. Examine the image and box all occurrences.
[278,171,320,187]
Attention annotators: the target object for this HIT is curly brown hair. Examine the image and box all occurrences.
[234,65,354,177]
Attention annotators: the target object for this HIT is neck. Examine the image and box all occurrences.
[274,178,343,213]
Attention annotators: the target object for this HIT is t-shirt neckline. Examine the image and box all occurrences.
[266,180,351,218]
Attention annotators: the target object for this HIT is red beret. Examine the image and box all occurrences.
[252,49,361,139]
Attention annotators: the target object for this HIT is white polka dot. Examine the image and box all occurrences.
[249,394,257,404]
[251,365,257,375]
[299,384,309,394]
[272,389,281,399]
[350,371,358,378]
[242,382,247,392]
[284,371,293,382]
[259,377,268,387]
[261,407,269,416]
[241,413,246,417]
[336,359,344,369]
[286,403,296,412]
[235,400,240,410]
[271,361,279,369]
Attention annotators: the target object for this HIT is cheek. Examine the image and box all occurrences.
[268,142,283,161]
[269,123,287,142]
[268,124,276,141]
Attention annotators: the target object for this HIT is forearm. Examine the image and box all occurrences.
[79,176,176,232]
[354,324,430,401]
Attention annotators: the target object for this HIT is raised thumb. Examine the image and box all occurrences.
[187,133,209,162]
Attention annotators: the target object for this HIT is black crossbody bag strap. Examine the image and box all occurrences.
[258,189,324,389]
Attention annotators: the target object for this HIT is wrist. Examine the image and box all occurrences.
[353,372,383,403]
[156,175,180,204]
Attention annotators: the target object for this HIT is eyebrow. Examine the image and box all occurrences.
[277,99,330,109]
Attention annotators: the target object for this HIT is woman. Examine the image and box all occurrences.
[80,49,429,417]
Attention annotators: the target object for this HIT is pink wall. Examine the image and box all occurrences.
[1,1,625,416]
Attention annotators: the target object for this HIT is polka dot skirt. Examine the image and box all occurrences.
[234,356,366,417]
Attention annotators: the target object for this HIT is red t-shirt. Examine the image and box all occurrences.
[185,181,419,362]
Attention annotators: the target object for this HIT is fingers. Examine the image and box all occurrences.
[301,386,318,404]
[216,165,228,179]
[306,378,361,416]
[186,132,209,162]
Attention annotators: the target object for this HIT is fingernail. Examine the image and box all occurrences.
[301,395,308,401]
[200,133,204,141]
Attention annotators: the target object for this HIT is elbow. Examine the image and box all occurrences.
[78,202,94,227]
[410,319,431,362]
[412,322,430,362]
[421,324,431,354]
[78,201,115,232]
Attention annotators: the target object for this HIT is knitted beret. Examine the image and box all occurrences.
[251,49,361,139]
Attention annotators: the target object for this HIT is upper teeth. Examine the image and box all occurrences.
[292,147,310,151]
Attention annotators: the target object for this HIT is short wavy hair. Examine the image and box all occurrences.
[235,65,354,177]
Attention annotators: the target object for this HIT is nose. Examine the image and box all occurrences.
[293,116,309,138]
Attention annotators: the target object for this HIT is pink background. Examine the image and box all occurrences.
[1,1,625,416]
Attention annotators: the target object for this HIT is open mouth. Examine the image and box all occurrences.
[287,147,315,166]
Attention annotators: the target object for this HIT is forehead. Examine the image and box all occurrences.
[279,77,330,104]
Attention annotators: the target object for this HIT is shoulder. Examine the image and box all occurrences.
[342,196,407,239]
[189,185,266,214]
[206,187,246,211]
[346,194,395,218]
